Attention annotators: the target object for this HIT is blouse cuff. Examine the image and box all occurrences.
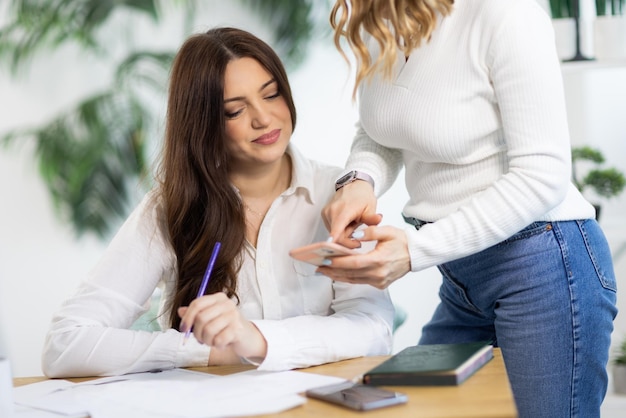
[175,335,211,368]
[249,320,294,371]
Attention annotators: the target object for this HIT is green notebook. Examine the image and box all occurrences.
[363,341,493,386]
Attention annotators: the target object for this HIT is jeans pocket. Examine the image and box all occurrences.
[578,219,617,292]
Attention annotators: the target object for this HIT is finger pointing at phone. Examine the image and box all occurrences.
[316,225,411,290]
[322,180,382,248]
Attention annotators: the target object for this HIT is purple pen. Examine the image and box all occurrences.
[183,241,221,344]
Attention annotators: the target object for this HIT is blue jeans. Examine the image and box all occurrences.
[419,220,617,418]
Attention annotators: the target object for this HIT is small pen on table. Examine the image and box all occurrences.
[183,241,221,345]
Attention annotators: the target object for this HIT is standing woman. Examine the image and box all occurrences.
[321,1,617,417]
[42,27,393,378]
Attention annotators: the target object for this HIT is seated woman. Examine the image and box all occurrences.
[42,27,394,378]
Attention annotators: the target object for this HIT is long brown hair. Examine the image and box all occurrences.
[330,0,454,96]
[155,27,297,329]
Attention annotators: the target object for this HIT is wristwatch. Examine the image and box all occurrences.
[334,170,375,191]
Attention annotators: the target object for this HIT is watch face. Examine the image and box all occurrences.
[335,170,374,192]
[337,171,356,185]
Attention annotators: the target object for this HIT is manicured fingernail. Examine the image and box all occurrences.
[321,259,332,266]
[326,236,334,242]
[351,230,365,239]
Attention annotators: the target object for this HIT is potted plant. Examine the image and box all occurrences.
[596,0,625,15]
[549,0,577,60]
[571,146,626,220]
[612,335,626,394]
[550,0,575,18]
[549,0,593,60]
[594,0,626,60]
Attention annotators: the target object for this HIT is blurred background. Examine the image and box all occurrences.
[0,2,624,413]
[0,0,439,378]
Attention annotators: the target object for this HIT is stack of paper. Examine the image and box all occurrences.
[13,368,346,417]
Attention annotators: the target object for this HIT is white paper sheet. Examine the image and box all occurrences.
[14,368,346,417]
[12,380,87,417]
[13,404,84,418]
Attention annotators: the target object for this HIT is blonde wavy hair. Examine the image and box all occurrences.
[330,0,454,97]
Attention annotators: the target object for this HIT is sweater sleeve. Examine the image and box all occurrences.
[345,121,404,197]
[42,193,210,378]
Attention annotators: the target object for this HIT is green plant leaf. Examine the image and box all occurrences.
[595,0,625,15]
[0,0,161,73]
[584,168,626,198]
[122,0,160,20]
[571,145,625,199]
[3,91,149,237]
[240,0,326,68]
[115,51,175,92]
[549,0,575,18]
[572,146,605,163]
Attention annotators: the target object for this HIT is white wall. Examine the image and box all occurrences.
[1,1,625,379]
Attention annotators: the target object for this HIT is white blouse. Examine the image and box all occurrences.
[42,145,394,377]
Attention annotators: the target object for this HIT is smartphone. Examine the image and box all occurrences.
[289,241,358,266]
[305,381,407,411]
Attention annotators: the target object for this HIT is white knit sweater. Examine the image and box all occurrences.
[346,0,594,272]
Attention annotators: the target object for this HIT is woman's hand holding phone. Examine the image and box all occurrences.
[289,241,358,266]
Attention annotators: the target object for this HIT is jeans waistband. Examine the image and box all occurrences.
[402,214,432,230]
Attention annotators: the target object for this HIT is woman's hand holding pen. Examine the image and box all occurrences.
[322,180,382,248]
[178,293,268,363]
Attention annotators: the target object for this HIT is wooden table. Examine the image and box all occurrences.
[14,348,517,417]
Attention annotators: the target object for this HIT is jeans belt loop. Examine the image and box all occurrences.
[402,214,431,230]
